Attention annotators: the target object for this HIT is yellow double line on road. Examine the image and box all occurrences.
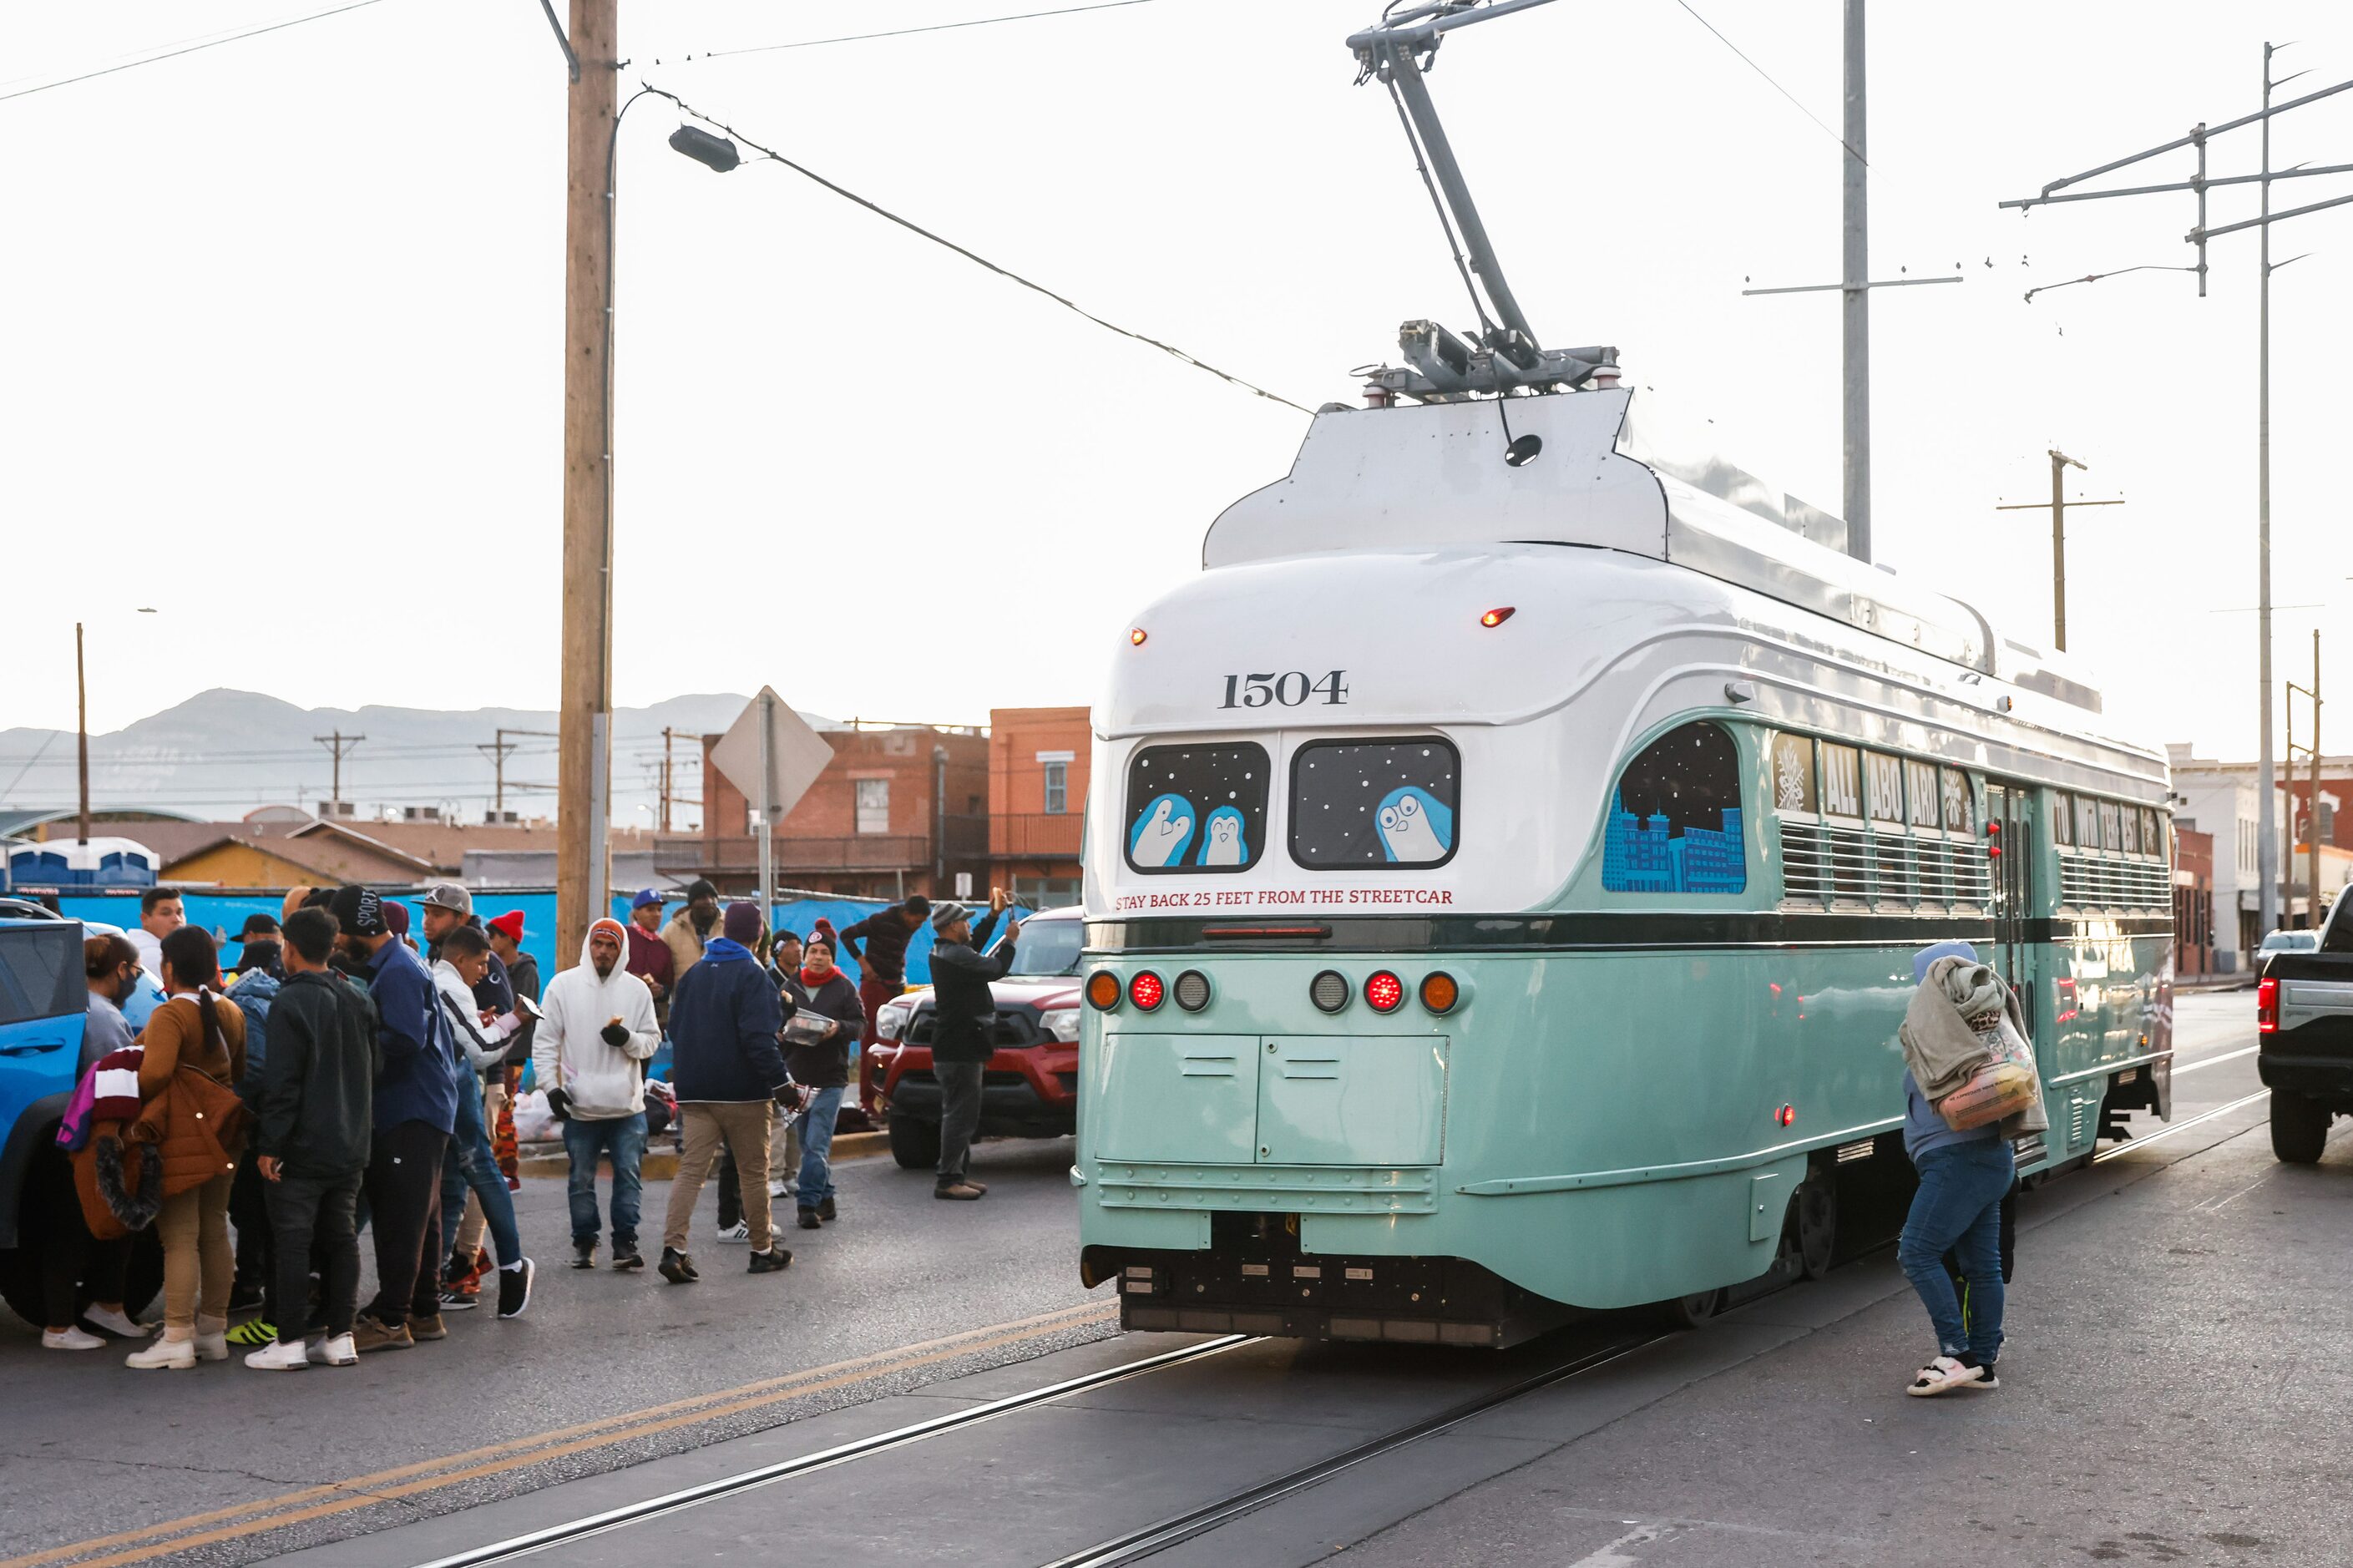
[11,1298,1118,1568]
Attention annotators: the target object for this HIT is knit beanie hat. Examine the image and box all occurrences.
[929,901,969,932]
[722,901,763,945]
[327,885,385,938]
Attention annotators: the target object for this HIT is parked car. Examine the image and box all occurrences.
[872,908,1084,1170]
[2259,928,2320,956]
[2257,897,2353,1162]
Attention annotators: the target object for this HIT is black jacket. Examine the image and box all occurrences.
[253,970,382,1180]
[502,950,542,1069]
[667,940,791,1102]
[782,970,865,1087]
[837,908,922,987]
[927,911,1015,1065]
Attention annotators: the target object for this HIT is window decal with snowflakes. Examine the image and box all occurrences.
[1602,722,1747,893]
[1123,743,1269,875]
[1288,738,1460,868]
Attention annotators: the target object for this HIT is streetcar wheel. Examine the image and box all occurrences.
[2270,1090,2332,1165]
[1793,1173,1838,1282]
[888,1111,942,1170]
[1649,1289,1723,1330]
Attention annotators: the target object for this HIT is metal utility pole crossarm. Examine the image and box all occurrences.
[313,729,366,808]
[1992,449,2123,652]
[1996,43,2353,940]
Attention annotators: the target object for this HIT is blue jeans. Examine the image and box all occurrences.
[440,1079,523,1268]
[562,1112,648,1249]
[1897,1138,2014,1362]
[794,1086,847,1207]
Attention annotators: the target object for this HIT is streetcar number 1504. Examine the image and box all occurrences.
[1220,670,1349,708]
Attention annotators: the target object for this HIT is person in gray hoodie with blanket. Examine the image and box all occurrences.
[1895,939,2049,1397]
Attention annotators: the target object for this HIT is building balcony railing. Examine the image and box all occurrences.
[988,812,1084,859]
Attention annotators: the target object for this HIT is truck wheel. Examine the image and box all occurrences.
[2270,1090,2332,1165]
[888,1112,942,1171]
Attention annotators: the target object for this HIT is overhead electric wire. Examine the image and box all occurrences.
[639,85,1313,415]
[676,0,1163,61]
[1667,0,1865,168]
[0,0,392,105]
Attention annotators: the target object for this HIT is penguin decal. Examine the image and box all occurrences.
[1374,787,1454,863]
[1197,805,1249,867]
[1128,793,1196,868]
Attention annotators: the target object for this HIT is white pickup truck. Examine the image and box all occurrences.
[2257,894,2353,1162]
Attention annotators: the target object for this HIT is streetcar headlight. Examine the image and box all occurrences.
[1309,970,1351,1014]
[1086,970,1122,1011]
[1173,969,1212,1012]
[1128,971,1166,1011]
[1364,971,1405,1013]
[1419,972,1460,1014]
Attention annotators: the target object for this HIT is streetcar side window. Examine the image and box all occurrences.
[1289,737,1460,868]
[2052,792,2075,847]
[1940,767,1976,836]
[1601,721,1745,893]
[2075,794,2103,850]
[1123,742,1269,875]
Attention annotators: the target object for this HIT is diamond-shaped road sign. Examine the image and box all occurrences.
[709,688,834,822]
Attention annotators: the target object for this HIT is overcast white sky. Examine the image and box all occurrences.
[7,0,2352,761]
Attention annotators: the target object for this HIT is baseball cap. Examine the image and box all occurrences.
[486,910,525,944]
[631,888,665,910]
[237,913,281,939]
[420,882,473,918]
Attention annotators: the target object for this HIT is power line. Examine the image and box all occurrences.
[0,0,393,106]
[1668,0,1865,168]
[675,0,1162,62]
[641,83,1314,415]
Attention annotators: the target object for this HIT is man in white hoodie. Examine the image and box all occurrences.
[534,918,660,1270]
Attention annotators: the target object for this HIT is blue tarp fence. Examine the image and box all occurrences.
[48,888,1009,989]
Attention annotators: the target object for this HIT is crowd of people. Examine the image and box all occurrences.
[40,878,1015,1369]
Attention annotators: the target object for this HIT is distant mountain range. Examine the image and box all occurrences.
[0,689,829,829]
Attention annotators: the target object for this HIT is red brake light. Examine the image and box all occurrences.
[1480,607,1515,628]
[1777,1104,1797,1128]
[1365,971,1405,1012]
[2258,976,2278,1034]
[1129,971,1165,1011]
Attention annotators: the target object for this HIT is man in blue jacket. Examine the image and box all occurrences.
[658,902,799,1282]
[331,886,463,1351]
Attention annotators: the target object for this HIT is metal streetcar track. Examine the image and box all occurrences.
[411,1334,1258,1568]
[1035,1334,1661,1568]
[2090,1088,2270,1165]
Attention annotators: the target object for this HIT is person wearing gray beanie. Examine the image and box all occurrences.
[924,890,1022,1201]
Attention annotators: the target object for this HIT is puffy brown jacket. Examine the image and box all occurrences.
[129,1064,249,1197]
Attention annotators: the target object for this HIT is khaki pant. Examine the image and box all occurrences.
[159,1171,234,1334]
[665,1102,775,1253]
[454,1078,508,1260]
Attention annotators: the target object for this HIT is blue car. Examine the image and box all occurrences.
[0,915,161,1325]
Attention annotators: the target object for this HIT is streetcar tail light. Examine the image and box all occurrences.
[1086,971,1122,1011]
[2258,976,2278,1034]
[1128,971,1165,1011]
[1480,607,1515,628]
[1777,1104,1797,1128]
[1173,969,1212,1012]
[1365,971,1405,1013]
[1309,970,1351,1013]
[1419,972,1459,1014]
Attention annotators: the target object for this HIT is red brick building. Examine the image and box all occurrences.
[987,707,1090,908]
[2173,824,2214,978]
[659,725,988,900]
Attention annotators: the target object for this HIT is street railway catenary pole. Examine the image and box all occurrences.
[1992,449,2122,654]
[558,0,619,959]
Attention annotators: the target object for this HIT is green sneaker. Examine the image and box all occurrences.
[226,1319,278,1348]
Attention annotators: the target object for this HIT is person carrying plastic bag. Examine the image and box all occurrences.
[1895,939,2048,1398]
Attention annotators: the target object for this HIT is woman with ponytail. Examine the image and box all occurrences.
[126,925,248,1370]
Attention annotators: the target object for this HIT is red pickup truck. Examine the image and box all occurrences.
[871,908,1084,1169]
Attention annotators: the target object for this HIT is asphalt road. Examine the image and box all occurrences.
[13,988,2334,1568]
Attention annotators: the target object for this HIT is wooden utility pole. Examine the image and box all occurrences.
[74,622,90,843]
[660,725,674,832]
[1993,449,2123,652]
[558,0,619,962]
[312,729,366,810]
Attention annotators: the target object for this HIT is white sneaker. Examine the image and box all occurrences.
[43,1327,105,1351]
[306,1332,359,1368]
[715,1221,751,1244]
[767,1180,791,1199]
[82,1305,145,1338]
[193,1331,230,1363]
[127,1337,197,1371]
[245,1338,311,1371]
